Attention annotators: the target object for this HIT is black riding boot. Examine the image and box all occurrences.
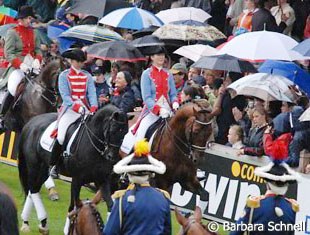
[49,140,62,179]
[0,91,14,133]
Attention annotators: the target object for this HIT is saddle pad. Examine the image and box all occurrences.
[40,121,81,153]
[40,121,58,152]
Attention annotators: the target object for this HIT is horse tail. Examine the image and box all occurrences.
[0,192,19,235]
[18,139,29,197]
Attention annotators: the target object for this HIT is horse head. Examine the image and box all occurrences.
[68,191,103,235]
[93,105,129,161]
[173,99,214,163]
[175,206,217,235]
[38,60,62,89]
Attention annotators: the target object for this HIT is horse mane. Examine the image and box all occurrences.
[178,99,212,112]
[37,61,60,87]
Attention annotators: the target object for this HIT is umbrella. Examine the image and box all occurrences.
[59,25,123,43]
[217,31,308,61]
[292,38,310,57]
[0,23,15,37]
[66,0,130,18]
[299,107,310,122]
[153,24,226,42]
[172,20,208,26]
[191,54,257,73]
[47,23,69,40]
[156,7,211,24]
[99,7,163,30]
[130,35,164,47]
[87,41,146,62]
[0,6,17,18]
[173,44,218,62]
[228,73,296,102]
[258,60,310,96]
[132,26,159,38]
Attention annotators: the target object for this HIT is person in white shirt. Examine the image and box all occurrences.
[227,124,245,149]
[270,0,295,35]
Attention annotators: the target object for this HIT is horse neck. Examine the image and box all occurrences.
[77,203,103,235]
[169,107,192,138]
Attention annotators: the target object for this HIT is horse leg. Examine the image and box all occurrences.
[99,180,113,220]
[20,191,34,232]
[64,179,82,235]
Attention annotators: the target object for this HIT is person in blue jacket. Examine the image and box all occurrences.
[231,140,300,235]
[104,139,171,235]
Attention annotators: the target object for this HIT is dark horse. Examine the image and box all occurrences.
[0,181,19,235]
[175,206,218,235]
[151,99,214,200]
[18,104,128,234]
[3,61,62,132]
[68,191,103,235]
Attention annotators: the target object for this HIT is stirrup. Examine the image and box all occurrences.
[49,165,59,179]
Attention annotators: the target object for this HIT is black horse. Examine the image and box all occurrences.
[18,104,128,234]
[3,61,62,132]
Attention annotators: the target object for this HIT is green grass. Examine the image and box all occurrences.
[0,163,184,234]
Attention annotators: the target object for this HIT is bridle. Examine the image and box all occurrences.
[165,108,212,161]
[68,201,103,235]
[83,112,127,161]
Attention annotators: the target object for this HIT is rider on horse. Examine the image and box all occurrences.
[49,48,98,177]
[120,46,179,155]
[0,6,42,129]
[104,139,171,235]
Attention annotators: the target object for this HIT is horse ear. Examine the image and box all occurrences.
[76,199,83,208]
[194,206,202,222]
[92,190,102,205]
[175,207,187,226]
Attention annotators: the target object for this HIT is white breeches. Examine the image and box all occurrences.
[57,109,80,145]
[120,112,159,154]
[7,69,24,96]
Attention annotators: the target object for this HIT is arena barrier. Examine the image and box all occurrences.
[0,131,19,166]
[171,143,310,235]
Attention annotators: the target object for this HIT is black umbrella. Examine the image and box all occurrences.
[67,0,131,18]
[132,26,159,39]
[192,54,257,73]
[87,41,147,62]
[130,35,164,47]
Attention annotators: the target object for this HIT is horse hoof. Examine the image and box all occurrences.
[38,225,49,235]
[20,223,30,233]
[48,188,59,201]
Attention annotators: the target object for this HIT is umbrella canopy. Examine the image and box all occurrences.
[299,107,310,122]
[228,73,296,102]
[99,7,163,30]
[59,25,123,43]
[87,41,146,62]
[292,38,310,57]
[173,44,218,62]
[258,60,310,96]
[153,24,226,42]
[172,20,207,26]
[156,7,211,24]
[0,23,15,37]
[66,0,130,18]
[47,23,69,40]
[130,35,164,47]
[0,6,17,17]
[191,54,257,73]
[218,31,307,61]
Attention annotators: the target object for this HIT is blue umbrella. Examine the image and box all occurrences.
[259,60,310,95]
[292,38,310,57]
[47,23,69,40]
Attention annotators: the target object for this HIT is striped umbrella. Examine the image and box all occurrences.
[0,6,17,18]
[99,7,163,30]
[59,25,123,43]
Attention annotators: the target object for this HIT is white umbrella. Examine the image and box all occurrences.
[217,31,307,61]
[228,73,296,102]
[299,107,310,122]
[173,44,218,62]
[156,7,211,24]
[99,7,163,30]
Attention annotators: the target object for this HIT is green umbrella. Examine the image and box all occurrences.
[0,6,17,17]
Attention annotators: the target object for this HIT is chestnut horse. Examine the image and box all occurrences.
[0,181,19,235]
[68,191,104,235]
[175,206,218,235]
[151,99,213,200]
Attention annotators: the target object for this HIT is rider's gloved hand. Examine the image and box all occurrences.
[20,63,31,73]
[32,59,41,70]
[172,102,179,111]
[159,108,170,119]
[72,103,85,114]
[90,106,98,115]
